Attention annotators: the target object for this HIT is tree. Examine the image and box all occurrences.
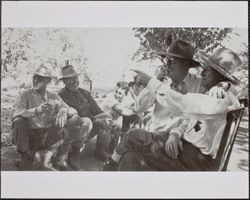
[1,28,89,89]
[132,28,233,62]
[234,42,248,97]
[132,28,248,97]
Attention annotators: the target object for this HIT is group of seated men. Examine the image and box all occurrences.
[11,39,243,171]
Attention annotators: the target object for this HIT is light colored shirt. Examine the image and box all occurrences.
[12,88,77,129]
[166,90,240,158]
[137,76,240,158]
[100,89,139,128]
[135,73,203,134]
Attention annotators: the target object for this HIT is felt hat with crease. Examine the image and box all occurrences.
[198,47,242,84]
[59,65,81,80]
[157,39,200,68]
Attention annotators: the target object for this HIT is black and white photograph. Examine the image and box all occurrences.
[1,1,248,199]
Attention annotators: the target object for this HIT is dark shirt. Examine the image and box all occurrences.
[58,87,103,120]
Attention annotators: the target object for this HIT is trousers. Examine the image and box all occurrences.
[12,116,92,153]
[116,128,218,171]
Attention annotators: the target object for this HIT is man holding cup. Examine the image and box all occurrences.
[11,63,86,171]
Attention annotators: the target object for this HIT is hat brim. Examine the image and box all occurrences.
[59,72,81,80]
[199,52,241,85]
[33,73,55,78]
[157,52,200,68]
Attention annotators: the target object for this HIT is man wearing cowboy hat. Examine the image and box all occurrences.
[103,40,238,171]
[107,46,242,171]
[58,64,112,168]
[103,39,206,170]
[11,63,82,170]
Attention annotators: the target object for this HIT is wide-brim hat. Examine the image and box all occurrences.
[157,39,200,68]
[34,63,54,78]
[198,48,242,85]
[59,65,81,80]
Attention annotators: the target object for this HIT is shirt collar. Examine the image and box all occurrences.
[32,88,49,101]
[65,87,80,94]
[165,78,187,93]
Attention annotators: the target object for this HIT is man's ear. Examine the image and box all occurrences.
[184,61,191,72]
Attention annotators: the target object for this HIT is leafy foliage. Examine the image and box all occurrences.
[1,28,89,88]
[132,27,248,97]
[235,42,249,97]
[132,28,233,61]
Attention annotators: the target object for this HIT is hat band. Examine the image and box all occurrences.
[208,58,234,75]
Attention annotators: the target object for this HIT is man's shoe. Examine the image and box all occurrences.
[68,150,81,171]
[102,157,118,171]
[14,158,34,170]
[53,143,72,171]
[41,150,58,171]
[14,151,35,170]
[53,159,72,171]
[53,155,72,171]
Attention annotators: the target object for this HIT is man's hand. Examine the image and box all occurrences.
[209,86,228,99]
[164,133,183,159]
[131,69,152,87]
[55,108,68,128]
[109,120,122,131]
[156,66,167,82]
[36,102,53,114]
[113,104,123,114]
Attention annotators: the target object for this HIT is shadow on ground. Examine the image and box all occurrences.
[1,110,249,172]
[1,137,106,171]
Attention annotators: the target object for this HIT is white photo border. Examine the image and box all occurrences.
[1,1,249,198]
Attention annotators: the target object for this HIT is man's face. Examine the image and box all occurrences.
[33,75,51,90]
[114,87,127,102]
[132,84,144,96]
[201,66,225,90]
[163,57,190,84]
[63,76,79,91]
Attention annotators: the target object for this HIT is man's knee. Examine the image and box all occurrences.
[124,128,148,142]
[12,117,30,128]
[67,116,93,142]
[79,117,93,133]
[12,117,31,138]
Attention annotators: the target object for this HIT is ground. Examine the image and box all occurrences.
[1,87,249,171]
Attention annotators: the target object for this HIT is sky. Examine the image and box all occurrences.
[83,28,142,88]
[81,28,248,89]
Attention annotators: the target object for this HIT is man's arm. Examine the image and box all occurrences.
[83,89,103,116]
[134,78,162,113]
[12,91,37,119]
[113,104,136,116]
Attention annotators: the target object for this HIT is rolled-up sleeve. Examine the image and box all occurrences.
[170,119,192,138]
[12,92,36,120]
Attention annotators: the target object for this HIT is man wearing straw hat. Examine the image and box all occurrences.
[103,40,241,171]
[11,63,86,171]
[58,64,112,168]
